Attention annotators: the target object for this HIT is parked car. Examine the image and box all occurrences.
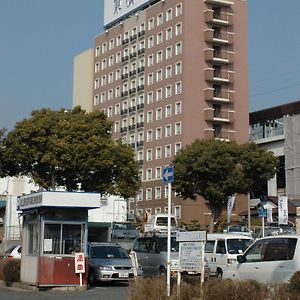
[144,214,177,234]
[205,233,252,278]
[88,242,141,285]
[111,222,140,239]
[5,244,22,260]
[223,225,253,238]
[223,235,300,283]
[132,234,179,276]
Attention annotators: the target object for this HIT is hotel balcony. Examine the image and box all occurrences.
[120,126,128,133]
[121,91,128,97]
[122,55,129,63]
[204,108,234,123]
[122,38,129,46]
[130,52,137,59]
[138,30,145,38]
[136,141,144,148]
[130,142,136,148]
[204,29,233,45]
[204,0,233,6]
[204,88,234,103]
[138,66,145,73]
[137,121,144,129]
[204,48,233,64]
[129,88,136,95]
[121,108,128,115]
[129,106,136,113]
[137,103,144,110]
[204,10,233,26]
[121,73,129,80]
[128,124,136,131]
[204,128,235,140]
[130,34,137,42]
[130,70,137,77]
[137,84,145,91]
[137,159,144,165]
[204,68,234,83]
[138,48,145,56]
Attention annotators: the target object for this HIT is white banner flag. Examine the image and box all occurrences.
[227,195,235,224]
[278,196,288,225]
[267,208,273,223]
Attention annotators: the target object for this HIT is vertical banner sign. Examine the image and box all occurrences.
[227,195,235,224]
[278,196,288,225]
[75,252,85,273]
[267,208,273,223]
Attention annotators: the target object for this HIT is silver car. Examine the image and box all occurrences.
[88,242,137,285]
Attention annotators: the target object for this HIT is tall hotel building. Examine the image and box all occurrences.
[74,0,249,225]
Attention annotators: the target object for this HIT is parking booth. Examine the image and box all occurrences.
[17,191,101,288]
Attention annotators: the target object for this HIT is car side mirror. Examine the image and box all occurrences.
[237,255,244,264]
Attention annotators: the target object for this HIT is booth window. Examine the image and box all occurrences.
[43,223,84,255]
[28,223,38,255]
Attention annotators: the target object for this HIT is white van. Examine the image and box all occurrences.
[223,235,300,283]
[144,213,177,233]
[205,233,252,278]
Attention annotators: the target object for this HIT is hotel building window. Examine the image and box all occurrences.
[147,111,153,123]
[166,27,172,40]
[165,104,172,117]
[175,122,182,135]
[157,50,163,63]
[175,23,182,36]
[147,92,154,104]
[166,8,172,22]
[157,32,163,44]
[156,147,162,159]
[147,130,153,142]
[155,187,162,199]
[156,167,162,179]
[165,144,171,157]
[176,3,182,17]
[166,46,172,59]
[156,127,162,140]
[166,85,172,98]
[94,94,99,105]
[175,61,182,75]
[175,81,182,94]
[146,188,152,200]
[156,88,163,101]
[157,13,163,26]
[166,65,172,78]
[175,42,182,55]
[146,169,152,180]
[175,142,182,154]
[147,149,153,161]
[148,18,154,30]
[156,107,162,120]
[165,124,172,137]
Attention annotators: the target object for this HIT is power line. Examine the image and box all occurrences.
[250,83,300,97]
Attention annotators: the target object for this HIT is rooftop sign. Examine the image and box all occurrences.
[104,0,156,28]
[17,191,101,211]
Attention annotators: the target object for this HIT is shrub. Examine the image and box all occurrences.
[0,258,6,280]
[2,259,21,286]
[289,271,300,293]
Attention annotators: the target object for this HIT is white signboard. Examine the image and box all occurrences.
[104,0,156,27]
[179,242,203,272]
[75,252,85,274]
[176,231,207,242]
[278,196,288,225]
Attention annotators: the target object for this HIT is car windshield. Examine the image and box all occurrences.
[159,236,179,252]
[113,223,136,230]
[90,246,130,259]
[227,239,252,254]
[229,226,249,233]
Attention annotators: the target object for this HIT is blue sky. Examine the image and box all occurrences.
[0,0,300,130]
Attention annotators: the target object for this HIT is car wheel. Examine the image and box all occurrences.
[159,266,166,277]
[89,269,97,286]
[216,268,223,279]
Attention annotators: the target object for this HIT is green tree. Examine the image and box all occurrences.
[0,107,140,198]
[172,139,278,232]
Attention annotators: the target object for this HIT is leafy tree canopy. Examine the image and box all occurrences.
[172,139,278,231]
[0,107,140,198]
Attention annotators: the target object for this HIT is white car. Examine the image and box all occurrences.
[223,235,300,283]
[5,244,22,259]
